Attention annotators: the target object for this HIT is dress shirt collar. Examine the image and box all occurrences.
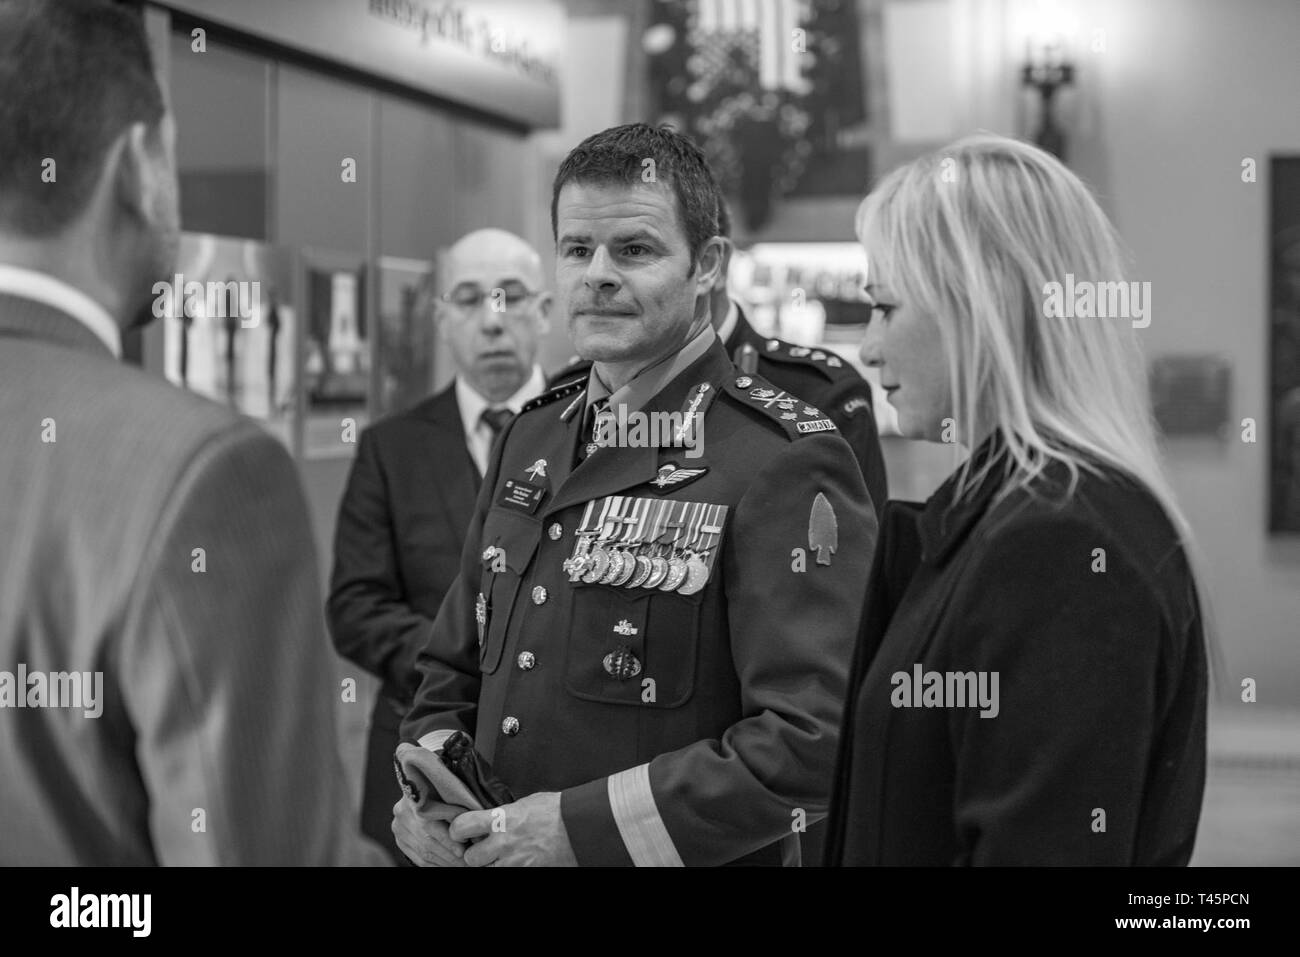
[0,264,120,358]
[455,364,547,438]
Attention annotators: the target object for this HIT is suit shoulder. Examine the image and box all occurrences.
[719,369,840,441]
[365,390,449,438]
[520,376,585,416]
[90,357,257,448]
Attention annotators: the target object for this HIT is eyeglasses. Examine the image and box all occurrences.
[441,282,542,315]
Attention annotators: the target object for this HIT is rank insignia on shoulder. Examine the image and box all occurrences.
[651,463,708,491]
[808,492,838,566]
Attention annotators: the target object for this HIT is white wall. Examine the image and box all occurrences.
[1010,0,1300,712]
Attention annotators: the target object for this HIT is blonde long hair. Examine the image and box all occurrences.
[857,133,1186,532]
[857,134,1222,687]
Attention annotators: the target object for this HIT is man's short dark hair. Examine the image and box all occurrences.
[0,0,165,236]
[717,197,731,239]
[550,123,721,274]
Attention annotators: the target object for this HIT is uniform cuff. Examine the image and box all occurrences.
[562,765,684,867]
[561,776,634,867]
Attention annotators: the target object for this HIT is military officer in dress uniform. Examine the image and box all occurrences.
[550,202,888,521]
[393,123,878,867]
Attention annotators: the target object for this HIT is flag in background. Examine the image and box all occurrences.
[693,0,812,94]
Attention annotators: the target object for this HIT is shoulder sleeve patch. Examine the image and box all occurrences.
[723,371,838,439]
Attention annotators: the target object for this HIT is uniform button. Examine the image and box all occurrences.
[531,586,548,605]
[501,716,520,736]
[517,651,536,670]
[548,523,563,540]
[735,376,753,388]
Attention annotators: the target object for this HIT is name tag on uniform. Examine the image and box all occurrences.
[500,478,545,514]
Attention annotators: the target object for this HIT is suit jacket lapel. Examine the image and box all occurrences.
[414,387,480,537]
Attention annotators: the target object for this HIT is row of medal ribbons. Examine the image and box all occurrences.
[563,494,728,596]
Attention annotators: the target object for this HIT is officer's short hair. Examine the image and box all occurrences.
[0,0,166,236]
[551,122,721,274]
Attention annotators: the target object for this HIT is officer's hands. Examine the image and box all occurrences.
[449,792,578,867]
[392,798,469,867]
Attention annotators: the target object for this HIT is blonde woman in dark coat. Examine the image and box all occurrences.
[825,135,1209,866]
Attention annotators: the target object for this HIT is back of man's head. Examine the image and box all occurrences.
[0,0,165,237]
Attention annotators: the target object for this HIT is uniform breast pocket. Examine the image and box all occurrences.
[477,508,540,675]
[564,585,701,709]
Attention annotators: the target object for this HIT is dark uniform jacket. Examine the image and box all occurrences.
[550,305,887,520]
[327,385,479,856]
[824,435,1208,865]
[403,339,878,866]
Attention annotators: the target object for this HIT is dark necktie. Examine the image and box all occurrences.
[574,398,610,467]
[480,407,513,438]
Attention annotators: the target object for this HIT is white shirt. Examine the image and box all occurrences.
[455,365,547,477]
[0,264,120,358]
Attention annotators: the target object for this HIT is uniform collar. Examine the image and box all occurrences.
[0,264,120,358]
[455,365,546,436]
[715,298,740,345]
[585,322,717,415]
[546,336,729,519]
[915,432,1013,566]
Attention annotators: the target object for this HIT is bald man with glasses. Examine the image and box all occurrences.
[328,228,550,860]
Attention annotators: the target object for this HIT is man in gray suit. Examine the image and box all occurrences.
[0,0,382,865]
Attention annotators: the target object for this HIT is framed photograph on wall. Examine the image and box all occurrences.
[160,232,297,454]
[1270,156,1300,533]
[300,249,370,460]
[374,256,438,420]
